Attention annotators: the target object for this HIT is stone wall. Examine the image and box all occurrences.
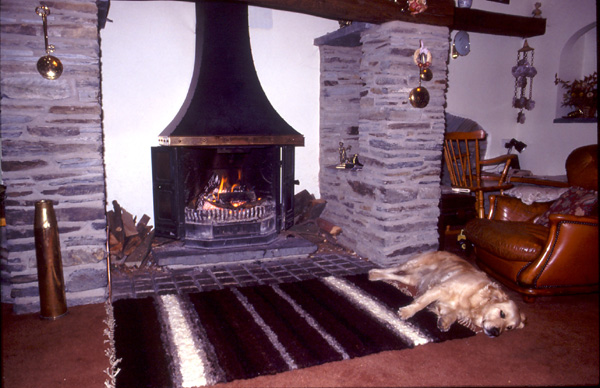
[0,0,107,313]
[316,21,449,267]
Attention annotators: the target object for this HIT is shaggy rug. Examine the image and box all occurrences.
[105,273,475,388]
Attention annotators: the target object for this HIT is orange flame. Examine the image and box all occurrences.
[207,171,248,208]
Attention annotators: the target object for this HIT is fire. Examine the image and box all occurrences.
[217,176,228,200]
[202,201,218,211]
[200,171,251,210]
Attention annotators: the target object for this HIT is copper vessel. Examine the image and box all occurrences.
[34,200,67,319]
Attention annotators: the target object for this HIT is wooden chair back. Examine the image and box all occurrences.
[443,129,486,190]
[443,129,516,218]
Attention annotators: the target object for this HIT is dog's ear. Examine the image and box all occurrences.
[517,312,526,329]
[481,283,508,303]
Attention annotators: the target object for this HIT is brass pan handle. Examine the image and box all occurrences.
[35,5,63,80]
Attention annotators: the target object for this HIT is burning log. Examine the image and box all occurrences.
[107,201,154,267]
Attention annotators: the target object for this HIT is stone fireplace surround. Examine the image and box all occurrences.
[1,0,448,313]
[316,22,448,267]
[1,0,107,313]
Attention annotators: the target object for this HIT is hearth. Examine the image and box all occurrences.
[151,1,301,249]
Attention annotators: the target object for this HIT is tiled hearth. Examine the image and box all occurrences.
[111,253,376,302]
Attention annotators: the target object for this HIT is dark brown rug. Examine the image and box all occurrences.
[108,274,475,388]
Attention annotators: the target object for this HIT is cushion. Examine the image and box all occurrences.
[504,186,568,205]
[534,186,598,227]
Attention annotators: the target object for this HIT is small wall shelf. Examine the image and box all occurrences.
[553,118,597,124]
[452,8,546,37]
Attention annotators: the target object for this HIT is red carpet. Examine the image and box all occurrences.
[2,291,598,387]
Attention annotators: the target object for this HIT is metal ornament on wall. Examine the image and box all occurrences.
[409,40,431,108]
[35,5,63,80]
[452,30,471,59]
[512,40,537,124]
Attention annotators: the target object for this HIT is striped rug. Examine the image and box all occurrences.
[109,273,475,388]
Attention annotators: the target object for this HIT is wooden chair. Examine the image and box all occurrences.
[443,129,516,218]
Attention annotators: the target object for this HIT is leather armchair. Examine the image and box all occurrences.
[464,145,598,302]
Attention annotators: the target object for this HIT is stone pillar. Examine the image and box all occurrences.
[317,21,449,267]
[0,0,107,313]
[317,40,363,250]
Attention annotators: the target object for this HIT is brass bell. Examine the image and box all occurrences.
[409,86,430,108]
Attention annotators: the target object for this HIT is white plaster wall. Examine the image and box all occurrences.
[249,8,338,201]
[447,0,597,175]
[101,0,597,223]
[101,1,337,222]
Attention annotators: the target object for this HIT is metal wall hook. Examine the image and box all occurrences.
[35,5,63,80]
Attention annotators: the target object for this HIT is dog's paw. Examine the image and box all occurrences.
[368,269,384,281]
[398,306,415,320]
[437,316,454,332]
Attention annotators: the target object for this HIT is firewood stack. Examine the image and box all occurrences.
[107,200,154,267]
[291,190,346,253]
[293,190,342,236]
[293,190,327,225]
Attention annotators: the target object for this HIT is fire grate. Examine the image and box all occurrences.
[184,200,277,247]
[184,202,275,223]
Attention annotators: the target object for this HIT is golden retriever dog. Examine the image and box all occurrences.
[368,251,525,337]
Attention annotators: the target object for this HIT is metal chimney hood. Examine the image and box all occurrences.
[158,0,304,147]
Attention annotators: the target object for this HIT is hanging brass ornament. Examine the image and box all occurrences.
[36,6,63,80]
[409,40,432,108]
[409,86,430,108]
[512,40,537,123]
[420,67,433,81]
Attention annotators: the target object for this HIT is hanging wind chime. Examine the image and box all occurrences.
[409,40,432,109]
[512,40,537,123]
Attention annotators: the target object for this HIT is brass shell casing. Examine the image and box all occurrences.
[34,200,67,319]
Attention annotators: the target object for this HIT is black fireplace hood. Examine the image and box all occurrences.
[158,0,304,147]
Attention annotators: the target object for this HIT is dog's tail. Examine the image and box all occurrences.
[368,267,406,281]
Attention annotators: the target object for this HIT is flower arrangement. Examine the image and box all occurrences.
[554,72,597,118]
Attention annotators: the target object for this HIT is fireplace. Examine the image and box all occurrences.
[151,1,301,249]
[152,145,296,247]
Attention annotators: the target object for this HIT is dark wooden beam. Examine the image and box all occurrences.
[111,0,546,38]
[222,0,455,27]
[452,7,546,38]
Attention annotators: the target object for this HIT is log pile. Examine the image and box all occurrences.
[291,190,345,252]
[293,189,328,226]
[107,201,154,267]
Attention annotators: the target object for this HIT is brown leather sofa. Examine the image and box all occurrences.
[465,144,598,302]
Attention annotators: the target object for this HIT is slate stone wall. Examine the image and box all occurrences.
[0,0,107,313]
[317,21,449,267]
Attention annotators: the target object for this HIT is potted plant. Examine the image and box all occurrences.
[554,72,597,119]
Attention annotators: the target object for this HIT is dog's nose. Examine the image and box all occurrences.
[485,327,500,337]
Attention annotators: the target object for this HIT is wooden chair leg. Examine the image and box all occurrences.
[476,192,485,218]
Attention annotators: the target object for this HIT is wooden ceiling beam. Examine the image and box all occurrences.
[222,0,455,27]
[110,0,546,38]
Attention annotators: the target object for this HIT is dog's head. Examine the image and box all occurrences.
[470,284,526,337]
[479,298,526,338]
